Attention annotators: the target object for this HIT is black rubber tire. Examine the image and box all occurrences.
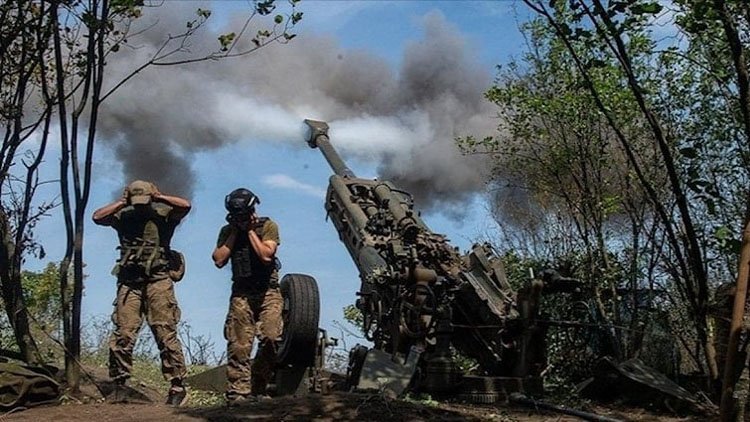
[277,273,321,367]
[274,366,310,396]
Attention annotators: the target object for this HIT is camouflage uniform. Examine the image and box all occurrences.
[109,278,185,382]
[100,194,188,384]
[217,219,281,398]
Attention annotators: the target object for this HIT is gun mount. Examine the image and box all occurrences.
[305,119,554,398]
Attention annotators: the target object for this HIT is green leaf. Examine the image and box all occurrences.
[274,14,283,24]
[256,0,276,16]
[196,8,212,19]
[679,147,697,159]
[291,11,303,25]
[631,2,663,15]
[715,226,730,241]
[706,198,716,215]
[218,32,236,51]
[727,239,742,255]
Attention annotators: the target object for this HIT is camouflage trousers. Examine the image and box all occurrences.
[109,277,186,383]
[224,287,283,398]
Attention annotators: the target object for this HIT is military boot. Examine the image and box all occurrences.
[166,379,188,407]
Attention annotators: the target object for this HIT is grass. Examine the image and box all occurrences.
[130,360,226,407]
[403,392,440,407]
[183,365,225,407]
[79,352,225,407]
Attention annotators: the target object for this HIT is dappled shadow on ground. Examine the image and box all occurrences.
[2,391,713,422]
[178,392,481,422]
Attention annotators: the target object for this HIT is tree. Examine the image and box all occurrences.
[0,0,59,364]
[466,0,750,392]
[464,12,674,368]
[511,0,750,391]
[22,262,62,330]
[0,263,62,357]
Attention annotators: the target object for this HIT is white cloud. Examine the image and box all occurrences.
[262,174,326,199]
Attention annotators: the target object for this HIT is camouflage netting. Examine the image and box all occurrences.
[0,361,60,409]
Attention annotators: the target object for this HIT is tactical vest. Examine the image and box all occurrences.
[230,217,277,287]
[113,203,176,282]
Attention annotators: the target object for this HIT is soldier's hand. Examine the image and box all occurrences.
[234,219,250,232]
[120,188,129,204]
[151,185,162,201]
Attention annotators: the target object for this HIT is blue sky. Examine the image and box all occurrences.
[27,1,532,358]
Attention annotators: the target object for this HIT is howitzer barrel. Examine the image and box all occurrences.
[304,119,356,178]
[373,183,419,240]
[330,175,369,229]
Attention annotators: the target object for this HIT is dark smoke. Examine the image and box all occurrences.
[99,3,496,211]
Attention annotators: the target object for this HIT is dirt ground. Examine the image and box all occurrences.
[1,392,713,422]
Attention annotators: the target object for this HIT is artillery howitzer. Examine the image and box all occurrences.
[304,119,572,400]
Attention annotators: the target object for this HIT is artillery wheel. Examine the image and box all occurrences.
[277,273,321,367]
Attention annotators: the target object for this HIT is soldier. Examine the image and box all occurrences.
[212,188,282,405]
[92,180,190,406]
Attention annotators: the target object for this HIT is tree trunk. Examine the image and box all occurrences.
[0,210,40,363]
[66,211,86,392]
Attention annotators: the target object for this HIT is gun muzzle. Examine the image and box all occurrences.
[305,119,356,178]
[304,119,329,148]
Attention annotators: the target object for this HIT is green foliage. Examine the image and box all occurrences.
[342,304,364,327]
[479,17,651,226]
[472,6,702,382]
[492,0,750,384]
[196,8,211,19]
[403,392,439,407]
[110,0,144,18]
[499,250,547,288]
[291,11,303,25]
[630,2,662,15]
[185,387,225,407]
[21,263,62,325]
[0,263,65,357]
[452,351,479,374]
[255,0,276,16]
[218,32,236,51]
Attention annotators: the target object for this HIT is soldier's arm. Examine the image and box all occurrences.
[213,228,237,268]
[248,216,278,264]
[153,190,191,219]
[92,197,127,226]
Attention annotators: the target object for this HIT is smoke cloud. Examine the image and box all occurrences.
[98,2,496,212]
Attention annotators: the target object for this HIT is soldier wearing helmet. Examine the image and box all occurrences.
[92,180,190,406]
[212,188,282,405]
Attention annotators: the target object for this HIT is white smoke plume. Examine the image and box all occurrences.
[98,2,497,211]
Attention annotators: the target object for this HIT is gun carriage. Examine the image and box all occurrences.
[304,119,567,399]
